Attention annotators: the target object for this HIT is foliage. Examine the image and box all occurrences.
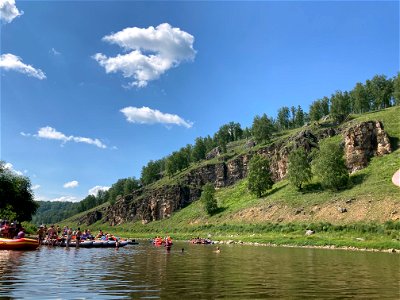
[277,106,290,130]
[330,90,351,123]
[251,113,274,144]
[141,159,165,186]
[247,154,273,197]
[309,97,329,121]
[366,75,393,109]
[312,141,349,190]
[350,82,370,113]
[192,137,207,162]
[214,122,243,153]
[108,177,140,205]
[287,147,312,189]
[201,183,218,215]
[392,72,400,105]
[32,201,78,225]
[0,161,38,221]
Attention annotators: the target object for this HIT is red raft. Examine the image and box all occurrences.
[0,238,39,250]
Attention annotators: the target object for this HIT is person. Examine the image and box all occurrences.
[16,228,25,239]
[214,247,221,253]
[76,227,82,248]
[96,229,103,239]
[66,227,72,248]
[37,225,45,244]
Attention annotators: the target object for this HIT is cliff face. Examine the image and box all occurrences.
[77,121,391,226]
[344,121,391,173]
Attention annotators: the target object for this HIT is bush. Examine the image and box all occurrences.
[247,154,273,197]
[312,141,349,190]
[287,147,312,189]
[201,183,218,215]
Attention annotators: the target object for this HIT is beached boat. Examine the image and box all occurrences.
[0,238,39,250]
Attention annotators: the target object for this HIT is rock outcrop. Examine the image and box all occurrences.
[344,121,391,173]
[78,120,391,225]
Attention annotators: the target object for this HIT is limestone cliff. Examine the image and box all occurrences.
[77,121,391,226]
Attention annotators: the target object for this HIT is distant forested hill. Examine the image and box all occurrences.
[31,201,79,225]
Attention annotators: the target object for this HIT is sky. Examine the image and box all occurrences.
[1,0,398,202]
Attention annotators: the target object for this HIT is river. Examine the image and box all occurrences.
[0,242,398,299]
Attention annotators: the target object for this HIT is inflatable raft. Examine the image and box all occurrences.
[0,238,39,250]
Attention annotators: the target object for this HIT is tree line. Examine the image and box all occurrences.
[140,73,399,186]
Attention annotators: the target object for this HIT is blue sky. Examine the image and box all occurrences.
[1,1,398,202]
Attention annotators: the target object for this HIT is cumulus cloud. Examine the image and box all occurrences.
[3,162,23,175]
[88,185,110,196]
[31,184,40,190]
[63,180,79,189]
[21,126,107,149]
[0,53,46,79]
[93,23,196,87]
[0,0,23,23]
[120,106,193,128]
[51,196,79,202]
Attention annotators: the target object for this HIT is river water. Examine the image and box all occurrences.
[0,242,398,299]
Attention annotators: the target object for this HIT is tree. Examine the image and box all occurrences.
[251,114,274,144]
[214,122,243,153]
[392,72,400,106]
[192,137,207,162]
[366,75,394,109]
[0,161,38,221]
[330,91,351,123]
[277,106,290,130]
[287,148,312,190]
[123,177,140,195]
[247,154,273,197]
[294,105,305,127]
[350,82,370,113]
[290,106,296,128]
[309,97,330,122]
[201,183,218,215]
[312,141,349,190]
[141,159,164,185]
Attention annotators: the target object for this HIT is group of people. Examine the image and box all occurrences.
[153,236,173,247]
[37,225,119,247]
[0,220,26,239]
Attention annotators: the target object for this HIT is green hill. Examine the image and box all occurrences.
[59,106,400,250]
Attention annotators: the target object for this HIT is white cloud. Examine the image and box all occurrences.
[120,106,193,128]
[93,23,196,87]
[0,0,23,23]
[63,180,79,189]
[21,126,107,149]
[3,162,24,175]
[31,184,40,190]
[51,196,79,202]
[88,185,110,196]
[0,53,46,79]
[50,48,61,56]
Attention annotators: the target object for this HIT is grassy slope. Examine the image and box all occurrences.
[63,107,400,249]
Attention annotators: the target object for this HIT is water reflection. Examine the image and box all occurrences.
[0,243,398,299]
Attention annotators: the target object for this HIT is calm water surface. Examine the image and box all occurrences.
[0,242,399,299]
